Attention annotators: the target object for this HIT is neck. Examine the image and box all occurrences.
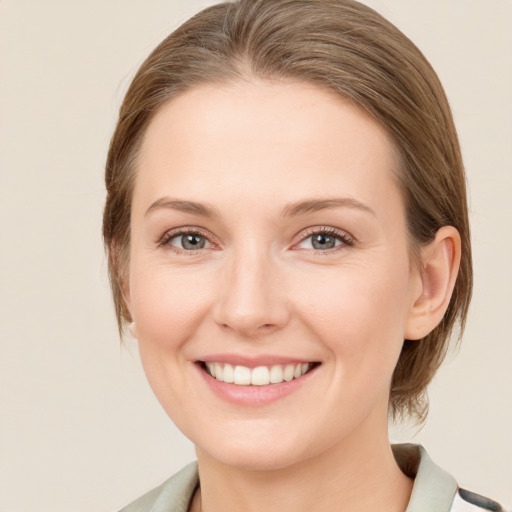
[192,411,413,512]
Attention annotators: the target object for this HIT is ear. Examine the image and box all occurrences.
[405,226,461,340]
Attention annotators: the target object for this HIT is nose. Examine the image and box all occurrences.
[212,247,291,338]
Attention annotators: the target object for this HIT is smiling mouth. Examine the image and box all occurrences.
[198,361,320,386]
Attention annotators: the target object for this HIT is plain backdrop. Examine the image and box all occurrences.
[0,1,511,511]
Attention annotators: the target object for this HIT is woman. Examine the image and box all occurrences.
[103,1,506,511]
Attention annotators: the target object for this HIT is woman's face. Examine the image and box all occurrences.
[126,81,422,470]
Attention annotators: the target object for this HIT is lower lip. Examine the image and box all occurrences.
[195,363,319,406]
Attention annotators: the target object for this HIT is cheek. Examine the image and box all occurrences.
[129,259,215,354]
[295,260,412,371]
[127,262,217,416]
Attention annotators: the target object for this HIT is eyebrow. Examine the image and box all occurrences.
[145,198,216,218]
[145,196,374,219]
[282,198,375,218]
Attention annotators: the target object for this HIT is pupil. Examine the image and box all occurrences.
[312,234,335,250]
[183,234,205,250]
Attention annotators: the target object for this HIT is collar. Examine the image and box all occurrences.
[393,443,458,512]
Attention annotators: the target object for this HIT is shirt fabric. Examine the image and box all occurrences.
[119,443,507,512]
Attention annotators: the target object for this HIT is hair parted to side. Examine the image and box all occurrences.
[103,0,472,422]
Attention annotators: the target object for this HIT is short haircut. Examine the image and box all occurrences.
[103,0,472,422]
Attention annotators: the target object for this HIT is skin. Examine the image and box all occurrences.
[124,80,460,512]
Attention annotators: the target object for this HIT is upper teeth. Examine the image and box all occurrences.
[205,362,311,386]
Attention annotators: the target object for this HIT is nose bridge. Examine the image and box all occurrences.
[214,242,289,337]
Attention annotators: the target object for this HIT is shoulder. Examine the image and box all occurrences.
[118,462,199,512]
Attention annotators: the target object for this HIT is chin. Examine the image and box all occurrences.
[203,445,304,472]
[193,425,313,472]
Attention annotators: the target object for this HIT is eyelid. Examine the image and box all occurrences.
[157,226,218,252]
[292,226,355,250]
[156,225,355,253]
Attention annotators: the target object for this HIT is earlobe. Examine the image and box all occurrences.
[128,322,138,339]
[405,226,461,340]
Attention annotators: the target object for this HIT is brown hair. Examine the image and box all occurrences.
[103,0,472,421]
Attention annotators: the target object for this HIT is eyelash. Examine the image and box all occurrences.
[297,227,355,252]
[157,226,355,254]
[157,227,215,255]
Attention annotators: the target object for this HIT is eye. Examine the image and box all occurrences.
[173,233,209,250]
[159,229,213,252]
[295,228,354,251]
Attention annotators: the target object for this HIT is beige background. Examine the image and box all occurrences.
[0,1,511,511]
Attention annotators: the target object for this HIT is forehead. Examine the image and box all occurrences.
[134,80,402,219]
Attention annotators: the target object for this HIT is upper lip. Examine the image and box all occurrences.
[197,354,319,368]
